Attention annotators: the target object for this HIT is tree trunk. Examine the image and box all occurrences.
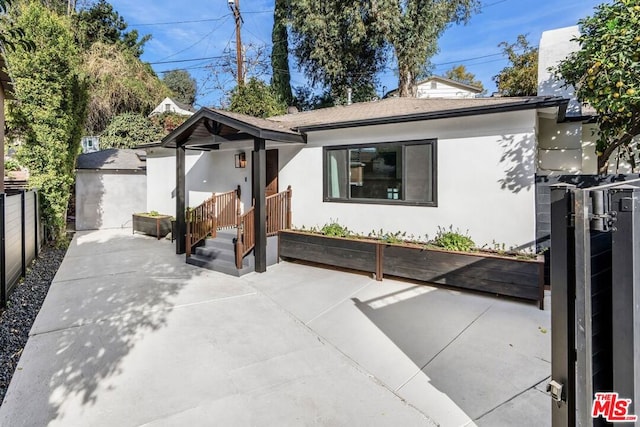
[397,63,416,97]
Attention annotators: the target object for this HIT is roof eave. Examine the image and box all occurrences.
[162,108,305,148]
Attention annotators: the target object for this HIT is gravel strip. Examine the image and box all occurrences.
[0,245,67,405]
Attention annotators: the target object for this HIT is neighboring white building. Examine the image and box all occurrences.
[81,136,100,154]
[385,76,483,99]
[149,97,196,117]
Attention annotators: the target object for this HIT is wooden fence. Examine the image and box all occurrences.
[1,190,41,307]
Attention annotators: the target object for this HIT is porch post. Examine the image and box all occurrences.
[175,145,186,254]
[253,137,267,272]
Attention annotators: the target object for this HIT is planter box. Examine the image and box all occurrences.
[132,214,172,239]
[279,230,545,309]
[278,231,381,278]
[383,245,544,309]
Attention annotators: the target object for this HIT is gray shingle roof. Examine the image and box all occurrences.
[76,149,146,171]
[268,96,567,130]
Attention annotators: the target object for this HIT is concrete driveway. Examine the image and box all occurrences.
[0,229,551,426]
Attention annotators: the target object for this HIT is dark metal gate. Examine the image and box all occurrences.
[550,180,640,426]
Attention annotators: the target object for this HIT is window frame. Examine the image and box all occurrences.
[322,139,438,207]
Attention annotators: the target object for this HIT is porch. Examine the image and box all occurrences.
[185,186,292,276]
[160,107,305,274]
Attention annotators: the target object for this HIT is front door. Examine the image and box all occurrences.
[266,149,278,197]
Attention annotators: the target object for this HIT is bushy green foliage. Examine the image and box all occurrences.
[7,2,88,240]
[493,34,539,96]
[100,112,164,149]
[4,157,20,173]
[555,0,640,172]
[432,226,475,252]
[227,78,287,118]
[162,69,197,105]
[0,0,35,52]
[150,111,189,133]
[320,220,352,238]
[288,0,385,102]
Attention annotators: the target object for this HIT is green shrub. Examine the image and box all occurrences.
[432,226,475,252]
[320,220,351,237]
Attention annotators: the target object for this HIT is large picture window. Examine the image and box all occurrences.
[324,140,437,206]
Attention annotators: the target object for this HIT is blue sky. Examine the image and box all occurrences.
[109,0,608,108]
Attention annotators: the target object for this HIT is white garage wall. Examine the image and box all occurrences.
[76,170,147,230]
[279,110,538,249]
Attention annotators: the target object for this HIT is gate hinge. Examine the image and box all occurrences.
[547,380,565,403]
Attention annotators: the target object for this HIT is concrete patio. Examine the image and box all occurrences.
[0,229,552,426]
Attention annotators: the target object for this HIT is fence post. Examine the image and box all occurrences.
[20,190,26,277]
[186,212,191,258]
[286,185,292,229]
[34,191,39,258]
[610,186,640,414]
[549,184,575,427]
[0,193,6,308]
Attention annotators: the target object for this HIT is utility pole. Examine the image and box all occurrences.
[228,0,243,85]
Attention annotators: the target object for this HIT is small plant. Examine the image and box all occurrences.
[369,229,407,244]
[432,226,475,252]
[320,220,352,237]
[4,158,21,173]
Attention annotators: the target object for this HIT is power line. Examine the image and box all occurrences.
[128,10,272,27]
[149,56,225,65]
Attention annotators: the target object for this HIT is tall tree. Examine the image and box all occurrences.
[162,69,197,105]
[444,64,484,90]
[289,1,385,103]
[83,42,171,134]
[227,78,286,118]
[6,2,88,240]
[73,0,150,57]
[493,34,538,96]
[271,0,293,106]
[370,0,479,97]
[555,0,640,173]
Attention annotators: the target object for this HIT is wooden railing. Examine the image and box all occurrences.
[235,186,292,268]
[186,188,238,257]
[235,206,255,269]
[266,186,292,236]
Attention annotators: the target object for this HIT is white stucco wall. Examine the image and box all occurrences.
[538,26,582,116]
[76,170,147,230]
[279,110,538,250]
[146,147,253,215]
[150,97,194,116]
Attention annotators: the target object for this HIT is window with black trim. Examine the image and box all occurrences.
[324,140,437,206]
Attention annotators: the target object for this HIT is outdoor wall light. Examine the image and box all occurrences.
[235,152,246,168]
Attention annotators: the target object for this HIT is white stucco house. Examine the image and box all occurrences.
[139,26,637,277]
[149,97,196,117]
[385,76,483,99]
[144,94,567,276]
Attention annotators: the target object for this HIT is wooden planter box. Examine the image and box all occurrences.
[132,214,173,239]
[278,231,381,278]
[279,230,545,309]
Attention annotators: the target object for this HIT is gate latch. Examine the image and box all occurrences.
[547,380,564,403]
